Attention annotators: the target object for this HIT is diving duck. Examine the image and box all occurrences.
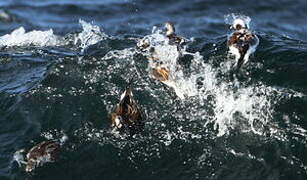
[227,18,259,69]
[13,136,67,172]
[111,87,143,135]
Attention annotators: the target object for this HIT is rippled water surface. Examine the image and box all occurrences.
[0,0,307,179]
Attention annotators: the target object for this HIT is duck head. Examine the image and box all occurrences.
[232,19,248,30]
[165,22,176,36]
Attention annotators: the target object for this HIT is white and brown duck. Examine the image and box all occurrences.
[136,22,186,99]
[13,136,67,172]
[149,22,186,83]
[227,18,259,69]
[110,86,143,135]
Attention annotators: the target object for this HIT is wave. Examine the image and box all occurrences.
[0,19,108,51]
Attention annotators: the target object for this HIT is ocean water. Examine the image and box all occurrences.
[0,0,307,179]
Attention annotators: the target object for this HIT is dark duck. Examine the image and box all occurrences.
[110,86,143,135]
[227,18,259,69]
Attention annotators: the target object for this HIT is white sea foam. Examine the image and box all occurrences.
[102,48,137,61]
[0,19,108,51]
[0,27,62,47]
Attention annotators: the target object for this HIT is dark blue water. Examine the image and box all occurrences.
[0,0,307,179]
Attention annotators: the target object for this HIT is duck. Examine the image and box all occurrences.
[148,22,186,82]
[227,18,259,69]
[110,86,143,135]
[164,22,186,47]
[135,22,186,99]
[13,137,67,172]
[136,22,186,54]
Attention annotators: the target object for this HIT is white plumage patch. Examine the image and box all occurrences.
[229,45,241,61]
[114,117,122,128]
[120,90,126,101]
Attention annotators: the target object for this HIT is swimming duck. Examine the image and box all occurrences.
[13,138,66,172]
[227,18,259,69]
[136,22,186,53]
[111,87,143,135]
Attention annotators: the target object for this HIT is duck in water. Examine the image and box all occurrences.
[137,22,186,52]
[136,22,187,99]
[110,86,143,135]
[13,136,67,172]
[164,22,186,47]
[150,22,186,83]
[227,18,259,69]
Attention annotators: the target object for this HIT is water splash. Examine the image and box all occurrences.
[40,129,68,144]
[75,19,108,52]
[135,25,279,136]
[212,84,273,136]
[138,27,198,99]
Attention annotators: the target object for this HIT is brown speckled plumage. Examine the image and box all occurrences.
[152,66,169,82]
[25,140,61,172]
[111,88,143,135]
